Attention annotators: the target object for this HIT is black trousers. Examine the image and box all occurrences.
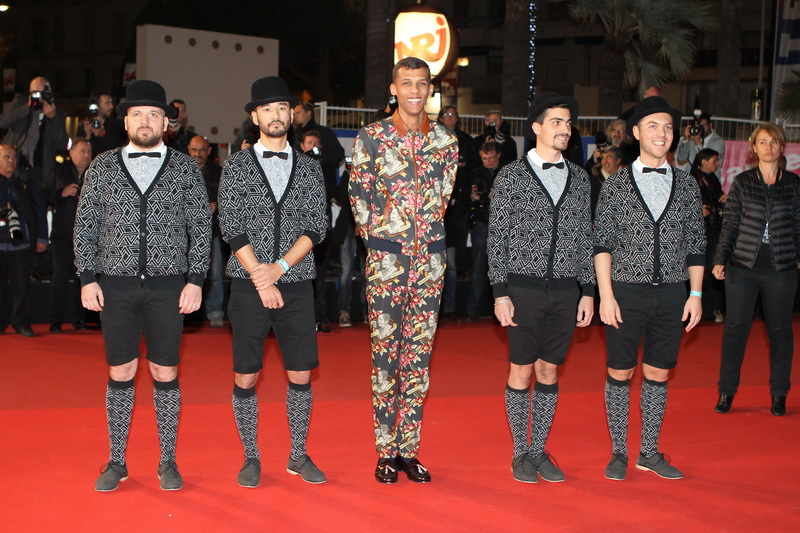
[48,236,84,324]
[718,265,796,397]
[0,248,32,328]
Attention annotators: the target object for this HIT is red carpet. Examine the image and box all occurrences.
[1,320,799,532]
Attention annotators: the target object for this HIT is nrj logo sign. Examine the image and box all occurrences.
[394,11,458,79]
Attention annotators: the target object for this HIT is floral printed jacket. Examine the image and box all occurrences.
[349,112,459,255]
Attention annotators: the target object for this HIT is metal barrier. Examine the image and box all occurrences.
[317,103,800,142]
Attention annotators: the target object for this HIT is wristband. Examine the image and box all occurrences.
[494,298,511,306]
[277,258,290,272]
[689,290,702,298]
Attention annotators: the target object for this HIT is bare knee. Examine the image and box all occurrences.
[608,367,635,382]
[149,362,178,382]
[508,363,534,389]
[287,370,311,385]
[109,360,138,382]
[534,360,558,385]
[235,372,259,389]
[642,364,669,382]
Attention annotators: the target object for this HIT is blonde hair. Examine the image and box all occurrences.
[749,122,786,164]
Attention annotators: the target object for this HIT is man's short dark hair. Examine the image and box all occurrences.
[90,91,112,104]
[296,101,315,113]
[300,130,321,145]
[696,148,719,163]
[480,141,499,154]
[699,112,712,124]
[534,104,569,126]
[392,57,431,82]
[71,137,91,148]
[169,99,186,107]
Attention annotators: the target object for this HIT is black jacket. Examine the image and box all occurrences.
[714,168,800,272]
[42,161,84,239]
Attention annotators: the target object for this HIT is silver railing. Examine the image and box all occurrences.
[316,103,800,142]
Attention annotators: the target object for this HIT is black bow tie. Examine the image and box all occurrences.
[129,152,161,159]
[263,151,289,160]
[642,167,667,174]
[542,162,565,170]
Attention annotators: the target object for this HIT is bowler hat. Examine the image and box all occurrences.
[626,96,681,136]
[526,92,579,139]
[245,76,298,113]
[116,80,178,119]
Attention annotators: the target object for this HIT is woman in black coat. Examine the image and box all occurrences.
[712,122,800,416]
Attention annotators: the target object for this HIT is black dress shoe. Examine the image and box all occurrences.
[374,458,398,484]
[771,396,786,416]
[73,320,88,331]
[715,394,734,413]
[49,323,62,333]
[395,456,431,483]
[14,326,35,337]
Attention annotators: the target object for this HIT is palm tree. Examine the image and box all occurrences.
[564,0,717,115]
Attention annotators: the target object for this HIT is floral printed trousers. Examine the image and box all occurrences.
[366,243,445,459]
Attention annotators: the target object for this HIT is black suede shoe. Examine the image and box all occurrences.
[715,394,734,413]
[771,396,786,416]
[375,458,398,484]
[14,325,35,337]
[395,456,431,483]
[49,323,63,333]
[73,320,88,331]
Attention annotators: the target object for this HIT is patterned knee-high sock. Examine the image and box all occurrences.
[528,381,558,458]
[505,385,530,459]
[605,375,630,456]
[232,385,260,459]
[153,378,181,465]
[106,378,134,465]
[287,382,312,461]
[640,378,668,458]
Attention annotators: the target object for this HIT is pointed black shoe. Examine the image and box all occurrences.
[715,394,734,413]
[771,396,786,416]
[374,458,398,484]
[395,456,431,483]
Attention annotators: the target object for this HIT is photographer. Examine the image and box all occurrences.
[676,112,726,169]
[42,139,92,332]
[0,144,48,337]
[84,92,126,158]
[473,110,517,168]
[465,142,501,322]
[164,99,197,154]
[0,77,68,186]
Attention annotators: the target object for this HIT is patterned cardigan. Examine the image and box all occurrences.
[487,157,596,298]
[593,165,705,284]
[349,112,458,254]
[218,147,326,282]
[74,148,211,286]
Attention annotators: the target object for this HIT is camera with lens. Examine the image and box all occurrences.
[344,156,352,171]
[689,118,704,137]
[0,206,24,241]
[485,121,508,144]
[30,90,54,111]
[88,104,101,129]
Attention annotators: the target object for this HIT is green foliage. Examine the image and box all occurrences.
[564,0,717,92]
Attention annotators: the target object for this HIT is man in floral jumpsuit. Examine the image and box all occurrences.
[350,57,458,484]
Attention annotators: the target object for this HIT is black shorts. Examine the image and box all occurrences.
[507,281,580,366]
[99,275,186,367]
[228,279,319,374]
[605,281,686,370]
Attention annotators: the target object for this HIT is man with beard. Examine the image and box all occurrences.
[350,57,458,484]
[218,76,327,487]
[488,92,595,483]
[74,80,211,492]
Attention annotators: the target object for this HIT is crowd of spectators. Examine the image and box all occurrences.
[0,77,754,335]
